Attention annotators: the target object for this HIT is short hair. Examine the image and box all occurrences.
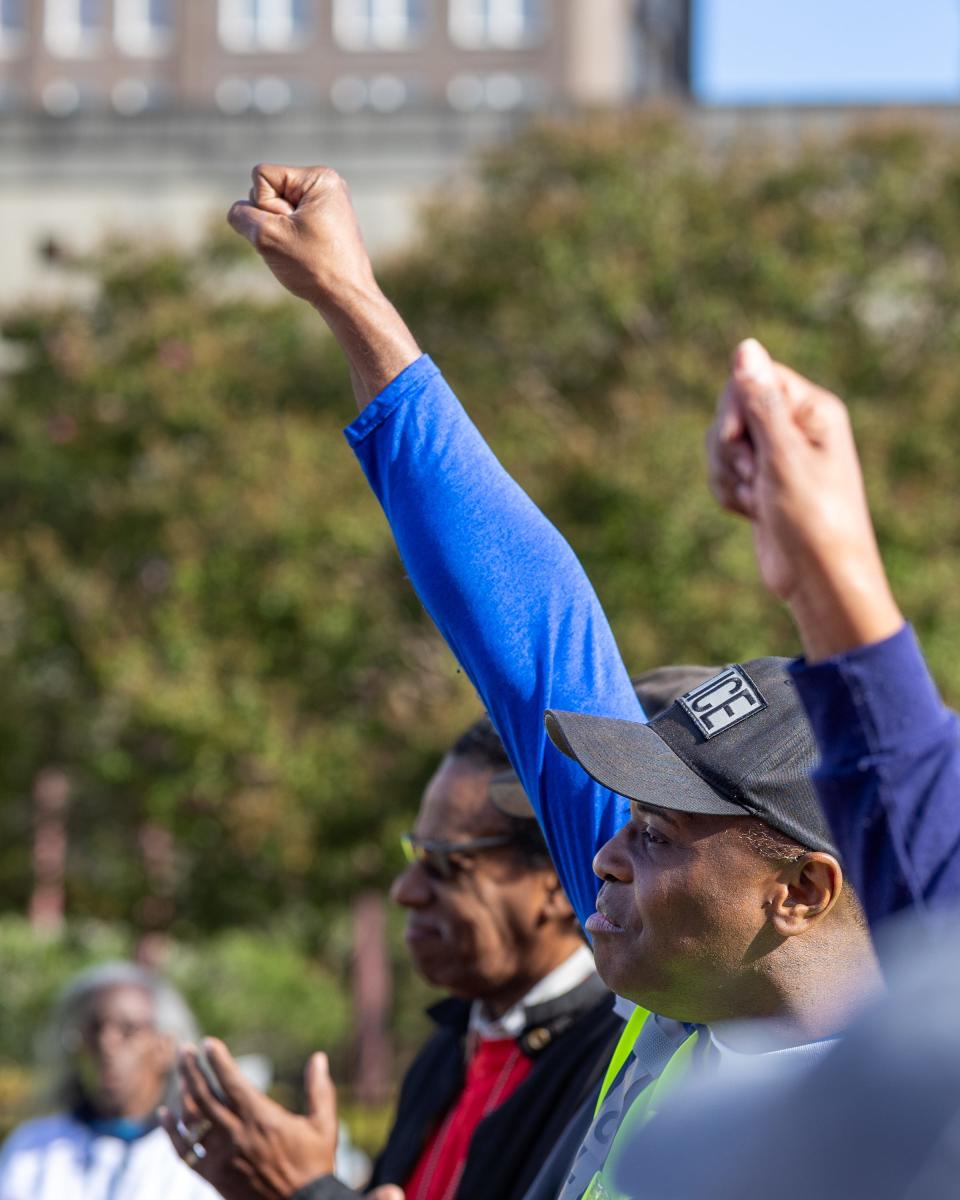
[737,818,808,863]
[450,715,552,869]
[737,819,868,929]
[41,961,199,1112]
[450,714,511,772]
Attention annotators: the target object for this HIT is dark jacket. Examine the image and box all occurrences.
[293,973,622,1200]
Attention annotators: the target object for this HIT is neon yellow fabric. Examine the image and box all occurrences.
[583,1027,702,1200]
[594,1006,651,1115]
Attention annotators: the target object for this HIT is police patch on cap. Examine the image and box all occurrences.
[676,665,767,740]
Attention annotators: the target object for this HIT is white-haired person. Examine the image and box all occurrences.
[0,961,219,1200]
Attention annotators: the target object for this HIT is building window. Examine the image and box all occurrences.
[333,0,425,50]
[42,78,82,113]
[111,77,172,113]
[219,0,310,52]
[0,0,26,57]
[115,0,174,56]
[447,70,531,110]
[330,73,412,112]
[46,0,105,58]
[216,76,253,112]
[215,75,296,113]
[252,75,293,111]
[448,0,544,49]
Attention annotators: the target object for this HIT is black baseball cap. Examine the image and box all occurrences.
[489,665,720,820]
[544,658,838,857]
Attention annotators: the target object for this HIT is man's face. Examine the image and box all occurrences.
[589,802,783,1024]
[390,755,552,1004]
[68,984,173,1119]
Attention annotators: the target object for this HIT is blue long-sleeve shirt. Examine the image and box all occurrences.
[345,355,644,928]
[790,624,960,926]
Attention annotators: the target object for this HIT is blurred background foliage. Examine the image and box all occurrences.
[3,112,960,1128]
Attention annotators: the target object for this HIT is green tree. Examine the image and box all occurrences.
[385,115,960,685]
[0,241,477,935]
[3,114,960,939]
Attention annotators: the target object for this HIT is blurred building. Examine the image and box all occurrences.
[0,0,692,301]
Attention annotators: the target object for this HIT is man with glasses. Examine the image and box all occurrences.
[170,715,622,1200]
[373,716,618,1200]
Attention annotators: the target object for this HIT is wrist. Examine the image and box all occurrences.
[316,286,421,403]
[310,273,385,324]
[787,554,903,663]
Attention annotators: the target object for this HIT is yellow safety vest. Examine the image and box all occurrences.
[582,1010,702,1200]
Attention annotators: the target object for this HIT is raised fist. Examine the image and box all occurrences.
[706,339,901,659]
[228,164,378,313]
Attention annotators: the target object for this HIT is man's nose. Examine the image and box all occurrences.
[90,1021,124,1056]
[593,826,633,883]
[389,862,432,908]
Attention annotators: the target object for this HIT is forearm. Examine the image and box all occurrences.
[319,288,421,411]
[786,548,903,664]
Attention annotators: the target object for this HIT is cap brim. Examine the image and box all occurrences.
[488,771,535,819]
[544,709,745,817]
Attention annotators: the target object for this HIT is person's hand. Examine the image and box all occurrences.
[227,164,379,313]
[706,338,902,661]
[161,1039,339,1200]
[227,164,420,408]
[707,338,863,603]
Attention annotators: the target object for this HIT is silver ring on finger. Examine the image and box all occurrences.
[190,1119,213,1144]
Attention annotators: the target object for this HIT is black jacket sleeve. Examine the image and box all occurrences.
[289,1175,360,1200]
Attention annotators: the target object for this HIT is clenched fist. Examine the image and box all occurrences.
[706,338,902,661]
[228,163,420,406]
[228,164,378,312]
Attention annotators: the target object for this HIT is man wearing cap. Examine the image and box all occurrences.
[544,658,878,1198]
[224,166,881,1200]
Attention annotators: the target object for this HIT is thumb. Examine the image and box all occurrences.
[305,1051,337,1127]
[368,1189,405,1200]
[227,200,281,249]
[731,338,795,456]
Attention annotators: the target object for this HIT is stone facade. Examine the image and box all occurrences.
[0,1,692,301]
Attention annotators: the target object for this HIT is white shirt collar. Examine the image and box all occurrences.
[468,944,597,1041]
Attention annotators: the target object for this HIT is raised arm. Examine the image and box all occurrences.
[707,338,960,924]
[228,164,642,927]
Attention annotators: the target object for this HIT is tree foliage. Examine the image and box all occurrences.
[3,113,960,939]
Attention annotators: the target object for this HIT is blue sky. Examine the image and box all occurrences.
[693,0,960,104]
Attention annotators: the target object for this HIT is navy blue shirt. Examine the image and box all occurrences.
[791,624,960,926]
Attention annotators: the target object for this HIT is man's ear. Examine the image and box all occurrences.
[539,869,576,926]
[765,853,843,936]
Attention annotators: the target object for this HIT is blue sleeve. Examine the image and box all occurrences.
[345,355,644,928]
[790,624,960,926]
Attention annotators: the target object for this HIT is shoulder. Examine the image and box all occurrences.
[0,1115,84,1191]
[523,976,619,1050]
[2,1114,81,1157]
[399,1011,468,1081]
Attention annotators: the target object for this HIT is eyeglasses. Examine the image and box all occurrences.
[61,1017,157,1054]
[400,832,516,882]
